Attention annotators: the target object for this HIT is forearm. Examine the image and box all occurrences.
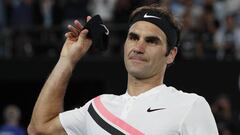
[29,57,74,128]
[28,18,92,134]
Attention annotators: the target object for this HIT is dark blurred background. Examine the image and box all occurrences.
[0,0,240,135]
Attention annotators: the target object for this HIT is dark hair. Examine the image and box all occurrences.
[129,4,182,56]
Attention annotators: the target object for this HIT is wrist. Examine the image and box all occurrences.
[58,56,76,72]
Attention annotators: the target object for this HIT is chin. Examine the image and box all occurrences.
[125,62,150,79]
[128,70,149,79]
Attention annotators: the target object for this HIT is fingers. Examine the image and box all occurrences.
[66,19,83,37]
[65,32,78,41]
[87,16,92,22]
[66,17,92,39]
[74,20,83,30]
[67,25,79,37]
[77,29,89,44]
[65,32,72,38]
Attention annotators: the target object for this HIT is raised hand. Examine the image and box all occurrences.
[60,16,92,66]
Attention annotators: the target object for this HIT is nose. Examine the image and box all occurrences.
[133,39,146,54]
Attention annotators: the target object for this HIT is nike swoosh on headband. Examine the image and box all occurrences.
[143,13,161,19]
[100,24,109,35]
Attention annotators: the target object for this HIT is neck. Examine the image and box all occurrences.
[127,73,164,96]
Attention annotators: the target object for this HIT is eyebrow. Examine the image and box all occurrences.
[128,31,162,44]
[128,32,139,39]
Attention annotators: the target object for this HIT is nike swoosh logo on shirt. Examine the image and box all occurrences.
[147,107,166,112]
[143,13,161,19]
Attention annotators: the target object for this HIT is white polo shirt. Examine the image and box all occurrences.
[59,84,219,135]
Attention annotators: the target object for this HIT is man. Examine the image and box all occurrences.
[0,105,26,135]
[28,4,219,135]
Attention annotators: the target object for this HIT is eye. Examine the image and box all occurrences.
[129,36,138,41]
[128,33,139,41]
[146,39,157,44]
[145,38,160,45]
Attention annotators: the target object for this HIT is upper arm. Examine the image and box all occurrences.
[28,100,92,135]
[50,116,68,135]
[28,99,93,135]
[180,97,219,135]
[58,99,94,135]
[28,115,67,135]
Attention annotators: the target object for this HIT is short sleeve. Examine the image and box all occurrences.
[180,97,219,135]
[59,100,92,135]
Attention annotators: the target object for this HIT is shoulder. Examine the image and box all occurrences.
[165,85,201,99]
[163,85,205,107]
[93,94,123,104]
[97,94,121,100]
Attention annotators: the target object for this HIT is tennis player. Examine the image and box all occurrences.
[28,4,219,135]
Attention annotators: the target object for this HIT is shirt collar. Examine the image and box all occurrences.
[122,84,166,100]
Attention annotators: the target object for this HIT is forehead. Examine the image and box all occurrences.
[129,21,167,39]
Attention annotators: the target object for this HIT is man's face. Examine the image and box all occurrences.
[124,21,175,79]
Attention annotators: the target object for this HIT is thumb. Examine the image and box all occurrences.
[77,29,89,45]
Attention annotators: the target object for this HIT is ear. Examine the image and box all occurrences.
[167,47,178,64]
